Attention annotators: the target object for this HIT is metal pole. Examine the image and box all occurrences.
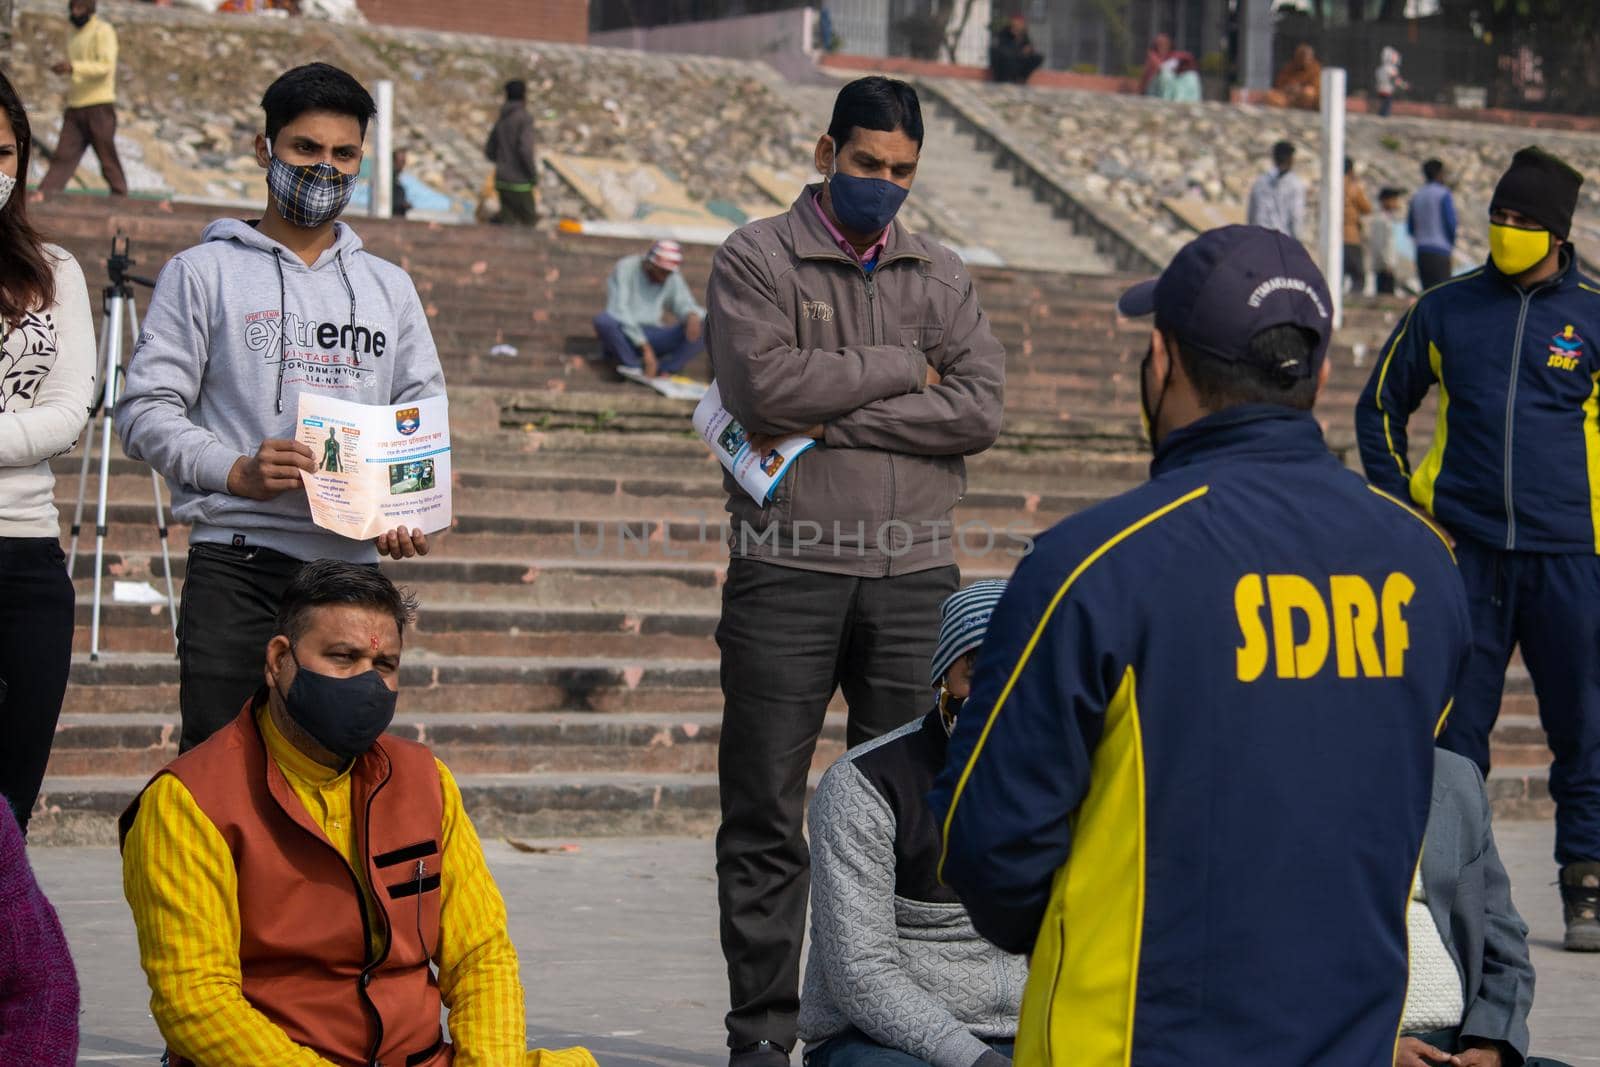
[125,298,178,650]
[89,294,125,661]
[67,303,115,575]
[372,79,394,219]
[1321,66,1347,332]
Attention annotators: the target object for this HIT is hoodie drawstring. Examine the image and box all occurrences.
[335,250,359,366]
[273,249,288,415]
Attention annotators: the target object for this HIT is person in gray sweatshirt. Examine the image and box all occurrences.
[799,580,1023,1067]
[117,63,444,751]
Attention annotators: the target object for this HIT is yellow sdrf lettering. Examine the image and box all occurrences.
[1268,574,1329,679]
[1549,353,1580,371]
[1234,573,1414,681]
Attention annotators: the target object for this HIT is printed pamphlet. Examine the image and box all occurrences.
[296,394,452,540]
[692,381,814,504]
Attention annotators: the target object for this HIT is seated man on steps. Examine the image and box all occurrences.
[119,560,596,1067]
[594,239,706,378]
[799,580,1023,1067]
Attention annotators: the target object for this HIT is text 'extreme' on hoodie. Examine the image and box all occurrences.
[117,218,446,562]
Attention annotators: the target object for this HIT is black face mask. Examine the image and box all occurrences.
[1139,343,1173,454]
[275,649,398,763]
[69,12,90,27]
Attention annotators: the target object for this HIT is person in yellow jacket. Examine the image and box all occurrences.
[120,560,598,1067]
[38,0,128,197]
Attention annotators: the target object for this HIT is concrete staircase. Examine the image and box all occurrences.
[23,196,1551,843]
[912,106,1113,275]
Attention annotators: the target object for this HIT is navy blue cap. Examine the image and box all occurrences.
[1117,225,1333,378]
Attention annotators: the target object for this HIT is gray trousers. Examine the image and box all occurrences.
[715,558,958,1050]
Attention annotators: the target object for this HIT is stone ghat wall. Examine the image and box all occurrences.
[8,1,817,221]
[971,80,1600,269]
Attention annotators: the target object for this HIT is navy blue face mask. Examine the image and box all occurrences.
[275,649,398,763]
[829,167,910,238]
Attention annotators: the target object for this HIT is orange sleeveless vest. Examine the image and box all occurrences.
[120,702,452,1067]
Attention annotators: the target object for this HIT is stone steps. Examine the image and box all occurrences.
[911,110,1111,275]
[44,710,847,780]
[22,195,1542,845]
[30,772,728,845]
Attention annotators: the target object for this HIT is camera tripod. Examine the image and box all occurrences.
[65,234,178,661]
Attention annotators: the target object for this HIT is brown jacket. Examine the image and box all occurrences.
[707,191,1006,575]
[1344,173,1373,245]
[485,100,537,188]
[119,703,451,1067]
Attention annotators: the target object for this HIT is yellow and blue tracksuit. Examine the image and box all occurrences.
[1357,250,1600,865]
[931,407,1470,1067]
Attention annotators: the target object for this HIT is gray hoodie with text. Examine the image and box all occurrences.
[117,219,444,562]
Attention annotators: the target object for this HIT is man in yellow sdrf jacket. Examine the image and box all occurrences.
[38,0,128,197]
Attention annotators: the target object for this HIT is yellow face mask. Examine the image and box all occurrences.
[1490,223,1552,276]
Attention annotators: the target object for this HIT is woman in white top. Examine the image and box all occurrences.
[0,70,96,835]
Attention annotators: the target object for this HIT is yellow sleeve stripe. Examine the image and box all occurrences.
[1365,484,1457,563]
[1372,271,1482,484]
[1373,304,1421,483]
[1577,283,1600,298]
[936,485,1210,884]
[1435,698,1454,738]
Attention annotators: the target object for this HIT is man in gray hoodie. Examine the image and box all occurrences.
[118,63,445,751]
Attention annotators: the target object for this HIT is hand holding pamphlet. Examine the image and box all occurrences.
[295,394,452,540]
[693,382,814,504]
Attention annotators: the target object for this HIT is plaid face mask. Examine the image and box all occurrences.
[267,154,357,229]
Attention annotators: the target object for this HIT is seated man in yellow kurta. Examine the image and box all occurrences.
[120,559,595,1067]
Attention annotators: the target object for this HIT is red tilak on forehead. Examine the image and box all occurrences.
[370,634,380,651]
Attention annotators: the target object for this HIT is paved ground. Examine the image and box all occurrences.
[32,823,1600,1066]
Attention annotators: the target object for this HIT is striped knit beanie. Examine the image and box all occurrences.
[647,239,684,272]
[930,579,1009,686]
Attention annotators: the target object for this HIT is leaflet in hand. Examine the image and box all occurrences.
[693,381,814,504]
[295,394,452,541]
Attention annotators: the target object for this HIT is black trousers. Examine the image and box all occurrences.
[715,558,958,1050]
[1343,243,1365,288]
[1417,250,1454,291]
[1441,541,1600,864]
[177,543,308,751]
[39,103,128,196]
[0,537,75,833]
[494,186,538,226]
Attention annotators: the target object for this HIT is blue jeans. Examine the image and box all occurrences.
[593,312,704,373]
[805,1030,1014,1067]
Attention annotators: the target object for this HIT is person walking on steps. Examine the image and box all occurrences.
[1358,146,1600,953]
[485,79,537,226]
[37,0,128,199]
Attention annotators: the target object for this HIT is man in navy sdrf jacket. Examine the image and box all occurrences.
[1358,146,1600,953]
[931,226,1472,1066]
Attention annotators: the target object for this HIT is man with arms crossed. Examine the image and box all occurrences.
[707,76,1005,1065]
